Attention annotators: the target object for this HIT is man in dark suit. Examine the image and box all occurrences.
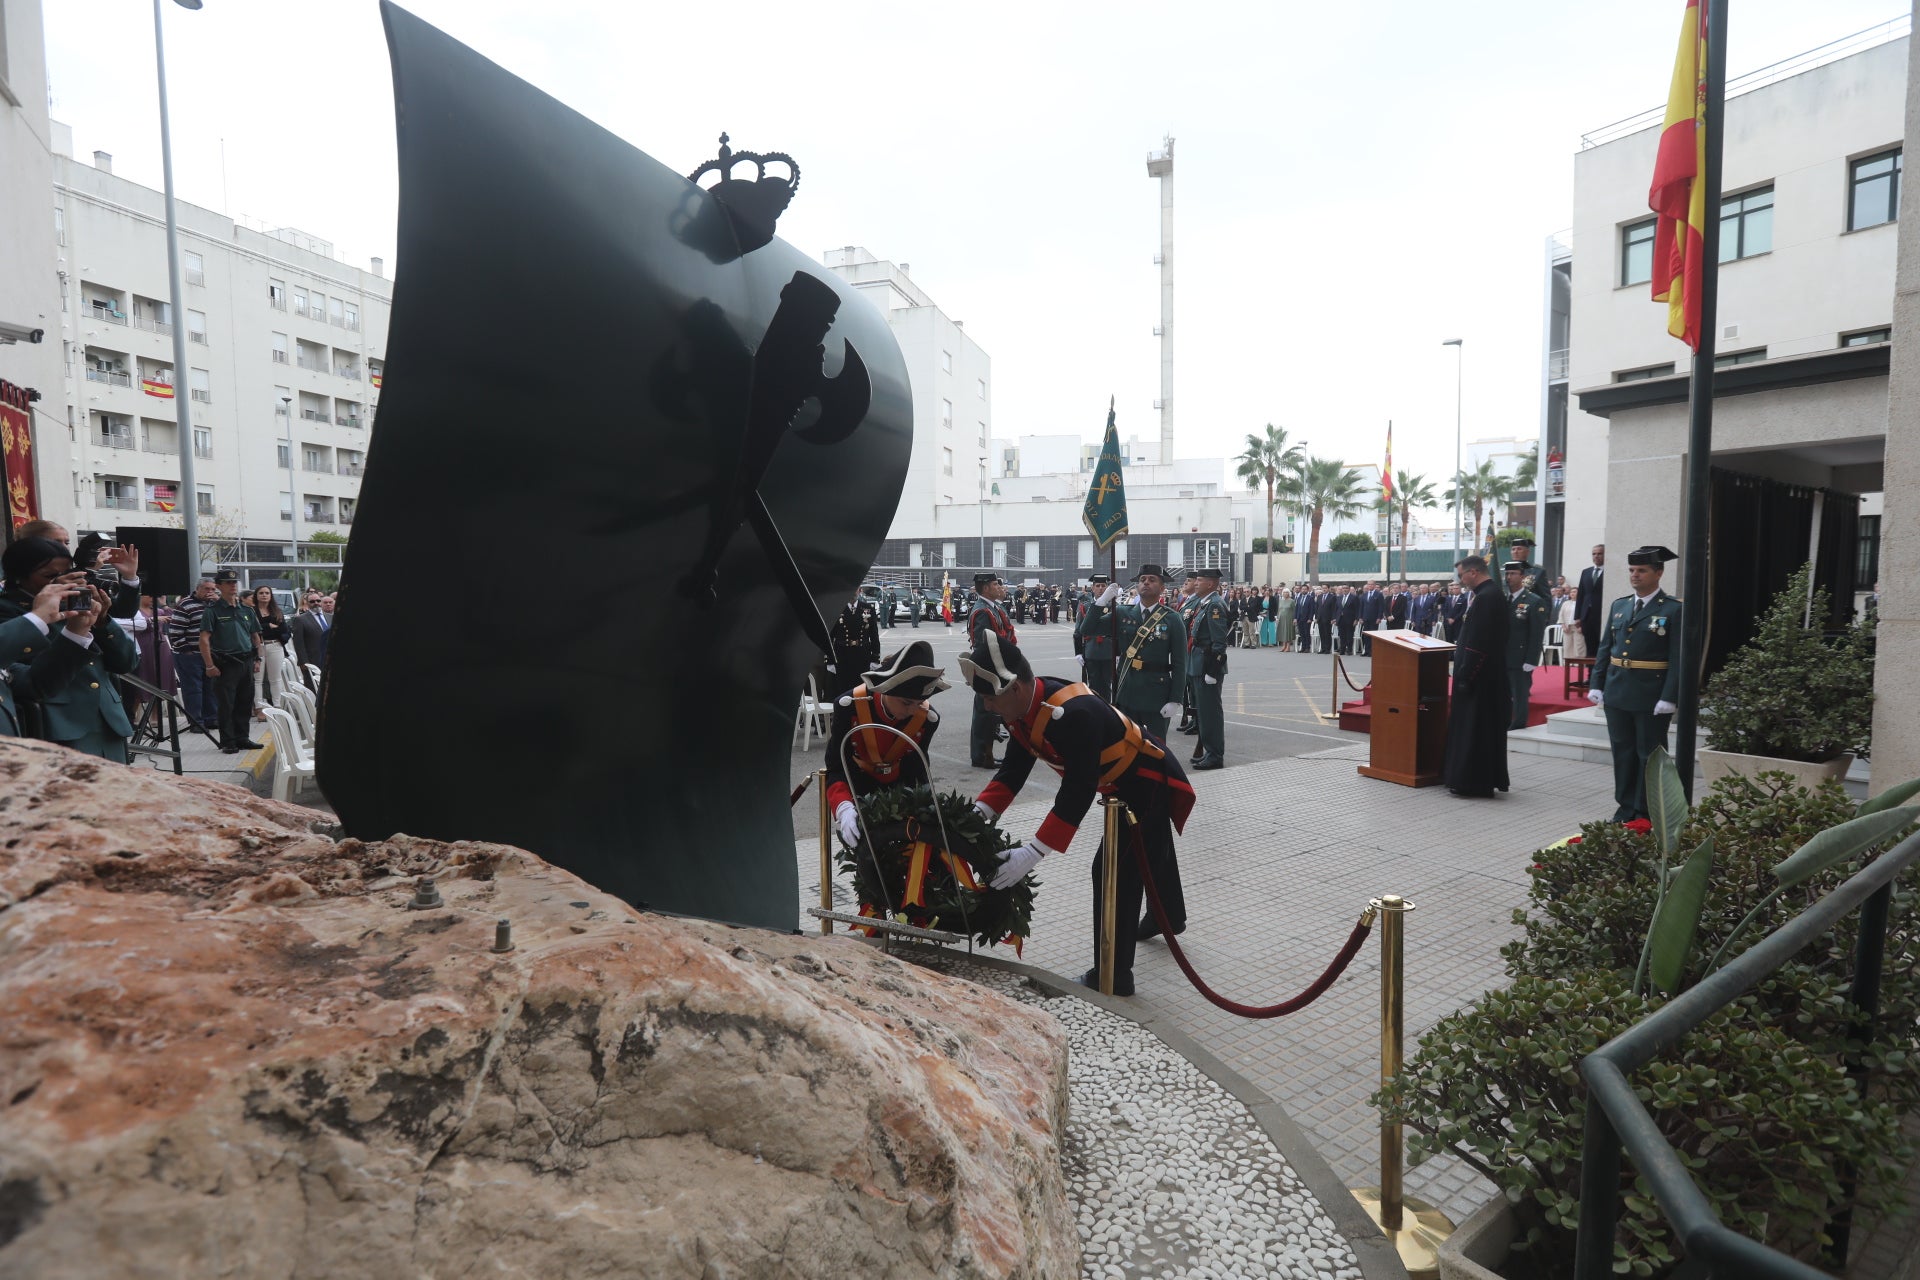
[290,590,333,689]
[1336,585,1361,655]
[1441,585,1468,641]
[1315,587,1338,654]
[1358,582,1386,655]
[1573,544,1606,656]
[1387,584,1411,629]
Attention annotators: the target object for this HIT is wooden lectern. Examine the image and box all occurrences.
[1357,630,1453,788]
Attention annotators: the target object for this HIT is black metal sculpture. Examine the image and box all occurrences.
[316,3,912,932]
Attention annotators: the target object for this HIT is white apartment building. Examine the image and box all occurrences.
[47,124,390,556]
[0,0,64,506]
[1561,26,1904,593]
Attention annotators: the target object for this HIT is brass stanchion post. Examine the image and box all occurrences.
[816,769,832,935]
[1097,797,1123,996]
[1352,894,1453,1279]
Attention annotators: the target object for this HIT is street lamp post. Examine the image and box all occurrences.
[1442,338,1464,562]
[281,396,299,588]
[154,0,204,575]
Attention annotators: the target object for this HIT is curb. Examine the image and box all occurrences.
[246,735,275,779]
[884,940,1411,1280]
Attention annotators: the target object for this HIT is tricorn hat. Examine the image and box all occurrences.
[213,569,240,584]
[1509,537,1536,549]
[1502,561,1526,574]
[1133,563,1166,582]
[972,572,1000,588]
[1627,545,1678,566]
[860,640,950,700]
[957,630,1031,697]
[1186,565,1222,581]
[1089,573,1109,585]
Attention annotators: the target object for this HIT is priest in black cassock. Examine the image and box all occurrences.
[1443,555,1512,798]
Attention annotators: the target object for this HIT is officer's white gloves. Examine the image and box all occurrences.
[1523,663,1536,673]
[1160,701,1181,721]
[990,839,1052,890]
[972,799,997,822]
[1204,675,1218,685]
[1654,700,1678,716]
[824,663,837,674]
[1094,582,1121,607]
[834,802,860,846]
[1587,688,1604,706]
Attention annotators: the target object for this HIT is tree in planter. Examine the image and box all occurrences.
[1378,759,1920,1279]
[1700,563,1876,763]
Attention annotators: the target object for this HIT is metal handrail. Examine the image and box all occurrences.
[1573,828,1920,1280]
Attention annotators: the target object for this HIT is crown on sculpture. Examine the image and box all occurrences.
[685,133,800,256]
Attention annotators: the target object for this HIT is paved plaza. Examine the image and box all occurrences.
[793,622,1619,1223]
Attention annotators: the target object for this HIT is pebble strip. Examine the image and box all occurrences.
[953,962,1366,1280]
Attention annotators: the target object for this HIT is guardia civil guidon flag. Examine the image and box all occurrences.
[1651,0,1709,349]
[1082,398,1128,553]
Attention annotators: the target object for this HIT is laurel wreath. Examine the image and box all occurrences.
[836,785,1035,949]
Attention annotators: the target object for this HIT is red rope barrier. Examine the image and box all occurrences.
[1130,824,1374,1018]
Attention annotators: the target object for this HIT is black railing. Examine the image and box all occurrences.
[1573,828,1920,1280]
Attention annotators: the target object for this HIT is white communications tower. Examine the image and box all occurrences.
[1146,136,1175,465]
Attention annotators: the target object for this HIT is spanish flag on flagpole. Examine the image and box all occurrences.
[1380,423,1394,506]
[1650,0,1709,349]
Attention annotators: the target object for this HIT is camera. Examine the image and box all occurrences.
[63,587,93,613]
[85,566,120,591]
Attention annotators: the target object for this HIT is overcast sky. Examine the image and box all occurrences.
[45,0,1907,510]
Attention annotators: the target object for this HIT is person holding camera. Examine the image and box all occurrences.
[197,569,263,755]
[0,537,138,760]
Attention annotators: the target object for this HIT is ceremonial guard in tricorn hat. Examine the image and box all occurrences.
[823,639,950,847]
[1182,566,1231,770]
[1588,546,1684,822]
[966,572,1017,768]
[1507,537,1551,603]
[1111,564,1187,740]
[1074,573,1120,702]
[963,631,1193,996]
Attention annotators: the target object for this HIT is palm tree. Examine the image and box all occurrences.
[1444,459,1507,556]
[1513,442,1540,494]
[1296,456,1367,582]
[1234,424,1303,586]
[1390,469,1438,581]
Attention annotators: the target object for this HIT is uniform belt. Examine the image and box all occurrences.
[1611,658,1669,670]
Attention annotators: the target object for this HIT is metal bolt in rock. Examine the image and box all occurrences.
[407,876,444,910]
[492,918,514,953]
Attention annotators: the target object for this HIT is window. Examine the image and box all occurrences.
[145,482,177,514]
[1719,186,1773,261]
[977,378,986,398]
[196,487,214,517]
[941,446,953,476]
[277,444,291,469]
[184,250,204,286]
[274,385,291,415]
[1858,514,1881,584]
[1077,539,1094,569]
[269,279,286,310]
[941,350,952,374]
[1115,538,1128,569]
[908,543,923,567]
[310,292,326,321]
[271,332,288,364]
[193,427,212,459]
[1714,347,1766,368]
[187,309,208,344]
[1166,539,1184,568]
[941,398,953,429]
[328,296,345,327]
[304,447,326,471]
[991,541,1007,568]
[344,303,359,332]
[941,542,956,566]
[1614,363,1676,382]
[1843,327,1892,346]
[1024,540,1040,567]
[1849,149,1902,231]
[279,491,293,521]
[1621,218,1656,286]
[292,287,309,317]
[189,368,211,404]
[54,205,65,245]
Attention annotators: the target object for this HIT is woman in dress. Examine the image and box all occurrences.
[1556,588,1586,660]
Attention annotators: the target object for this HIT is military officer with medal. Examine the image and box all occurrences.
[1111,564,1187,738]
[1588,545,1684,822]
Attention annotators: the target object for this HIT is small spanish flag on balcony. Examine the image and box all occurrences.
[141,377,174,398]
[370,371,383,388]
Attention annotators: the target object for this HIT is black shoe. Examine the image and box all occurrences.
[1136,915,1186,941]
[221,745,241,755]
[1180,724,1199,736]
[972,757,1001,769]
[1447,786,1494,798]
[1077,968,1135,997]
[1192,756,1224,771]
[238,739,264,750]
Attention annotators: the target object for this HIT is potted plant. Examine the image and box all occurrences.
[1698,563,1875,785]
[1380,755,1920,1279]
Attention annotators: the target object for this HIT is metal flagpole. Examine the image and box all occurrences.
[1674,0,1728,802]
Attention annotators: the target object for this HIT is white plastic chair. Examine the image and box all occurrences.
[275,685,318,752]
[794,673,833,750]
[303,662,322,689]
[260,705,317,802]
[1541,623,1564,667]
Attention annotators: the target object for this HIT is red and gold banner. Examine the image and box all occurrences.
[141,377,175,398]
[1650,0,1708,349]
[2,380,41,534]
[370,371,383,389]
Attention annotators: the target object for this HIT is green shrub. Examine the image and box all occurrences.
[1329,532,1376,552]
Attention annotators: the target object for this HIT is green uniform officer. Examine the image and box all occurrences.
[1507,537,1553,604]
[1183,566,1231,770]
[199,569,263,754]
[1504,561,1550,730]
[1589,545,1683,822]
[1111,564,1187,738]
[1075,573,1119,701]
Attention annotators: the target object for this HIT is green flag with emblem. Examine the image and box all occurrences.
[1082,398,1128,552]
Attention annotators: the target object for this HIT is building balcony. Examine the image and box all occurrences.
[339,512,354,525]
[302,463,332,474]
[345,318,360,333]
[270,297,287,312]
[86,369,132,388]
[194,442,213,460]
[301,409,329,422]
[185,269,205,287]
[189,330,209,345]
[143,439,178,456]
[132,316,172,336]
[295,356,329,373]
[96,494,139,511]
[293,304,312,321]
[190,390,211,404]
[337,367,362,382]
[272,349,289,364]
[97,436,136,452]
[88,306,128,326]
[337,462,364,477]
[335,414,360,427]
[1548,348,1569,381]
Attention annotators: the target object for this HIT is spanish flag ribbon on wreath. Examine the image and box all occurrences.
[1082,398,1129,552]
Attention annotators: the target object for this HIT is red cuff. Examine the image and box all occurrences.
[977,781,1015,814]
[1036,812,1078,853]
[826,780,854,811]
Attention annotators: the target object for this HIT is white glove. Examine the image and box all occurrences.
[1095,582,1121,606]
[1204,675,1218,686]
[1523,663,1535,672]
[1588,688,1604,706]
[990,839,1050,891]
[1160,701,1180,721]
[1654,700,1678,716]
[824,663,837,674]
[972,799,997,823]
[834,801,860,846]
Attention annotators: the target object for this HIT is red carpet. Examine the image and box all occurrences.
[1338,663,1590,733]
